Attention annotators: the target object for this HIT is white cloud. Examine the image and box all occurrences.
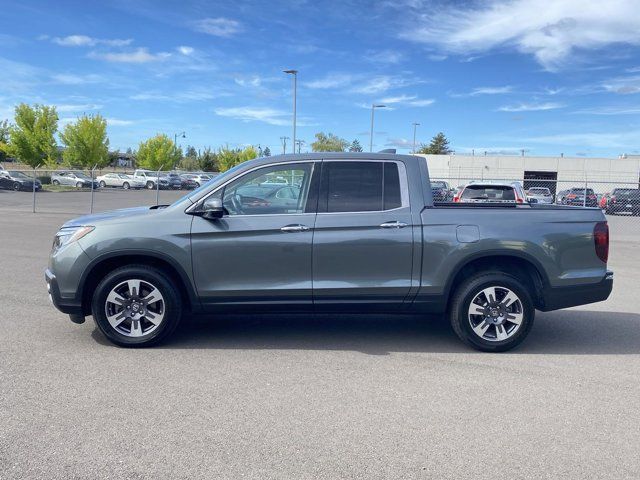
[524,130,640,148]
[365,49,404,64]
[305,74,352,89]
[57,103,103,112]
[193,17,242,37]
[177,46,194,56]
[107,118,134,126]
[451,86,513,97]
[602,75,640,94]
[130,89,224,102]
[385,138,414,149]
[89,48,171,63]
[214,106,316,126]
[498,102,564,112]
[52,35,132,47]
[400,0,640,70]
[234,76,262,88]
[214,106,290,126]
[51,73,103,85]
[573,105,640,115]
[379,94,435,107]
[351,76,394,95]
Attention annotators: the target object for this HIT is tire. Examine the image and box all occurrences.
[13,182,21,191]
[91,265,183,347]
[449,271,535,352]
[99,181,106,188]
[146,181,155,189]
[52,179,60,186]
[122,182,130,190]
[76,182,83,189]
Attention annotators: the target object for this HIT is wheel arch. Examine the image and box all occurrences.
[79,251,200,315]
[444,251,548,310]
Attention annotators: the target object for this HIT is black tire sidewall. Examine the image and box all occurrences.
[91,266,182,347]
[123,182,130,189]
[146,181,154,189]
[451,272,535,352]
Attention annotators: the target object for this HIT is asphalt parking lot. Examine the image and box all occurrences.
[1,190,639,479]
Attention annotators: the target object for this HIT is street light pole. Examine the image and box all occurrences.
[284,69,298,153]
[369,104,386,152]
[412,122,420,154]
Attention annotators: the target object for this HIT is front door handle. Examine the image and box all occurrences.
[281,224,311,232]
[380,221,408,229]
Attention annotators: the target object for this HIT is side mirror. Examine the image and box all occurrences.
[202,196,224,219]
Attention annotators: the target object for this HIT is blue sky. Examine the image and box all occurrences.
[1,0,640,157]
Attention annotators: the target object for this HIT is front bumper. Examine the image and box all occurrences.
[45,269,83,316]
[539,271,613,311]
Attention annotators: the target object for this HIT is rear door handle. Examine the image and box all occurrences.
[380,221,408,229]
[281,224,311,232]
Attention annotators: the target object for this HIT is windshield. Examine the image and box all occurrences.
[529,188,550,194]
[461,185,515,201]
[614,189,640,199]
[8,171,31,179]
[170,164,246,206]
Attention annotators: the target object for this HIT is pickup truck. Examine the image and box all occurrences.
[45,153,613,351]
[132,169,170,190]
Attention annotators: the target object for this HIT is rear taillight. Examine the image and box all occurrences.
[594,221,609,263]
[567,194,577,199]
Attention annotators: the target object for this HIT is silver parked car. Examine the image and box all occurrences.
[526,187,554,204]
[180,173,213,187]
[454,181,527,204]
[97,173,145,190]
[51,171,100,188]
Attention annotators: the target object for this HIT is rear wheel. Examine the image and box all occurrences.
[91,265,183,347]
[76,181,83,188]
[13,182,21,191]
[122,182,130,190]
[52,179,60,186]
[449,272,535,352]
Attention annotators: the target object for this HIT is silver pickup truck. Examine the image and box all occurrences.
[45,153,612,351]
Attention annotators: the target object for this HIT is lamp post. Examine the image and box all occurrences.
[283,69,297,153]
[369,104,386,152]
[173,132,186,170]
[412,122,420,154]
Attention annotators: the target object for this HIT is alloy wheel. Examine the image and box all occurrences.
[467,285,524,342]
[104,279,165,337]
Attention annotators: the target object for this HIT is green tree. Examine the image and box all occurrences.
[198,148,218,172]
[8,103,58,167]
[185,145,197,159]
[0,119,10,162]
[349,139,363,152]
[59,114,110,168]
[137,134,182,170]
[239,145,258,162]
[263,146,271,157]
[311,132,348,152]
[417,132,452,155]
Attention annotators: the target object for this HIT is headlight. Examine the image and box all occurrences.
[52,226,94,253]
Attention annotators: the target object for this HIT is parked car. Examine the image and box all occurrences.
[96,173,145,190]
[0,170,42,191]
[454,181,526,203]
[181,173,213,187]
[46,153,612,353]
[525,187,554,204]
[164,173,183,189]
[133,170,169,190]
[430,180,451,202]
[51,171,100,189]
[556,187,598,207]
[601,188,640,215]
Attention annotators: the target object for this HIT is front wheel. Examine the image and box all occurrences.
[449,272,535,352]
[91,265,183,347]
[52,179,60,186]
[146,181,155,189]
[99,180,106,188]
[13,182,21,191]
[76,181,83,189]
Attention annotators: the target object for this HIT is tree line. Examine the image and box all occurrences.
[0,103,454,173]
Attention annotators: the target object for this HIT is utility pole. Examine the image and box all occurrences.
[412,122,420,154]
[295,139,305,154]
[280,136,290,154]
[284,70,298,154]
[369,104,386,152]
